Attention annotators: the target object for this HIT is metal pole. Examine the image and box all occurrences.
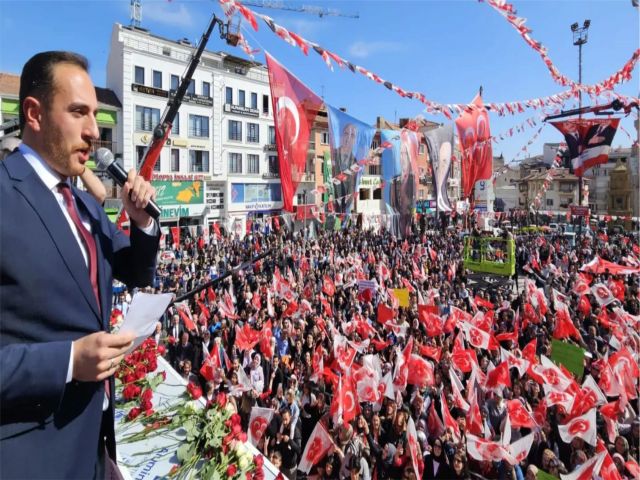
[577,35,584,237]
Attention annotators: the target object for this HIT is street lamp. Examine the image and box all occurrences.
[571,20,590,114]
[571,19,590,233]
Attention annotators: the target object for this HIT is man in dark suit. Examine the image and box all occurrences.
[0,51,160,478]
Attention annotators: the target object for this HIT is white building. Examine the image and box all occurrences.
[106,23,280,232]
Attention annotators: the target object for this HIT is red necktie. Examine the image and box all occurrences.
[58,183,100,311]
[59,184,110,400]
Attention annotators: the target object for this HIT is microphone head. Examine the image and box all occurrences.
[95,148,115,170]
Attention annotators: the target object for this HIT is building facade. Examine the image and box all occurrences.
[106,23,280,232]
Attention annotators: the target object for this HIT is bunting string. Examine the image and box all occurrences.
[482,0,640,96]
[219,0,638,118]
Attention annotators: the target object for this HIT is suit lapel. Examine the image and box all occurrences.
[12,171,102,326]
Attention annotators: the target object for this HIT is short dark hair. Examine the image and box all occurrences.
[19,51,89,133]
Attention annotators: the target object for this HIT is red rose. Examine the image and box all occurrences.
[157,345,167,356]
[124,374,136,384]
[230,413,241,426]
[232,423,243,436]
[227,464,238,476]
[127,407,142,421]
[238,432,247,443]
[161,371,167,381]
[144,408,154,417]
[187,382,202,400]
[216,392,227,408]
[141,388,153,402]
[253,455,264,468]
[141,399,153,412]
[123,384,142,401]
[168,336,177,345]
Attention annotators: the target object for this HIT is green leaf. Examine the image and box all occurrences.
[176,443,193,463]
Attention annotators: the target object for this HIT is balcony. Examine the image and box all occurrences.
[262,171,280,179]
[264,144,277,151]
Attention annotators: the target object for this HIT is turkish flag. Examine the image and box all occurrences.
[235,324,261,351]
[501,347,529,378]
[266,53,323,212]
[474,296,494,310]
[577,295,591,316]
[440,391,461,442]
[507,400,537,428]
[553,304,582,341]
[418,307,444,337]
[449,368,470,412]
[625,458,640,480]
[207,287,216,303]
[340,376,360,424]
[485,361,511,392]
[466,388,484,436]
[322,274,335,296]
[218,291,239,320]
[608,278,625,302]
[175,302,196,332]
[170,226,180,248]
[407,354,434,388]
[298,422,334,474]
[212,222,222,240]
[427,402,445,438]
[333,334,356,372]
[259,320,274,359]
[452,349,479,374]
[419,343,442,363]
[248,406,275,446]
[377,303,395,324]
[596,441,624,480]
[573,273,592,296]
[466,434,513,463]
[310,345,324,383]
[558,408,597,446]
[522,339,537,365]
[543,389,575,415]
[455,94,493,198]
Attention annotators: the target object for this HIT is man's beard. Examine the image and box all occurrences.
[42,120,73,177]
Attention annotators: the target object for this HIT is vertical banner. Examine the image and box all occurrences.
[322,151,332,204]
[423,124,454,213]
[380,129,419,238]
[551,118,620,176]
[170,226,180,249]
[266,53,323,212]
[455,94,493,199]
[326,105,375,214]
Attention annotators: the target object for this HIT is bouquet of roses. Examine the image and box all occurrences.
[122,389,265,479]
[115,338,166,421]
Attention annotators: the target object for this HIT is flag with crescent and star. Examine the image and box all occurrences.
[266,52,323,211]
[455,94,493,199]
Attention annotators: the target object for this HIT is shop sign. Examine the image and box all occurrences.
[151,180,204,206]
[131,83,168,98]
[223,103,259,117]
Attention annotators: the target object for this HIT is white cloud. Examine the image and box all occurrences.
[142,3,194,29]
[348,40,401,59]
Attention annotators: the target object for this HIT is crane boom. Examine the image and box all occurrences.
[241,0,359,18]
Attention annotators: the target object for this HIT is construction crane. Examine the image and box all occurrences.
[241,0,359,18]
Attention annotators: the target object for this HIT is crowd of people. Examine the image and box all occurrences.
[118,221,640,480]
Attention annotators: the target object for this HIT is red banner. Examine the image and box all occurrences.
[455,94,493,198]
[266,53,323,212]
[170,226,180,248]
[551,118,620,176]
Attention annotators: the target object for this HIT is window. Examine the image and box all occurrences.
[189,150,209,173]
[546,199,554,207]
[135,106,160,131]
[268,155,279,174]
[226,87,233,104]
[297,193,306,205]
[359,188,370,200]
[136,146,145,168]
[171,149,180,172]
[188,114,209,138]
[419,144,425,155]
[321,132,329,145]
[268,126,276,145]
[186,79,195,95]
[247,123,259,143]
[152,70,162,88]
[248,154,259,174]
[251,92,258,109]
[202,81,210,97]
[368,164,380,175]
[171,74,179,91]
[134,66,144,84]
[172,113,180,135]
[373,188,382,200]
[153,157,161,172]
[228,120,242,141]
[228,153,242,174]
[238,90,245,107]
[262,94,269,114]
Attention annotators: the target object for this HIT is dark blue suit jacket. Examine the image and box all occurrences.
[0,151,160,479]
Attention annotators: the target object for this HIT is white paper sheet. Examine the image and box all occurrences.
[119,292,173,353]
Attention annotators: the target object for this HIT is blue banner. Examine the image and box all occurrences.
[327,105,375,214]
[380,129,419,237]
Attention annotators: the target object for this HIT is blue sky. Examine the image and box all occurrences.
[1,0,638,162]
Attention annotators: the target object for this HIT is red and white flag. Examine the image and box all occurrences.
[298,422,334,474]
[484,361,511,392]
[553,303,582,341]
[406,417,422,477]
[461,321,498,350]
[266,53,323,211]
[507,400,537,428]
[559,451,606,480]
[449,368,470,412]
[427,401,445,438]
[248,407,275,446]
[322,274,335,297]
[558,408,598,446]
[507,432,535,465]
[466,434,514,464]
[544,389,575,414]
[591,283,616,306]
[501,347,529,378]
[407,354,434,389]
[466,386,484,436]
[440,391,461,442]
[218,291,239,320]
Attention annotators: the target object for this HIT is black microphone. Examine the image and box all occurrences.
[95,148,161,220]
